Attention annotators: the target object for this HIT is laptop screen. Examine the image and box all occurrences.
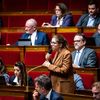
[18,39,31,46]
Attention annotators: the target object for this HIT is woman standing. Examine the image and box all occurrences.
[42,34,75,93]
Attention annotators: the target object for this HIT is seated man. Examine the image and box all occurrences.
[72,33,97,68]
[33,74,63,100]
[92,23,100,46]
[92,82,100,100]
[76,1,100,27]
[16,18,49,46]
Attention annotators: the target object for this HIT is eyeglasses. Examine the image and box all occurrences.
[74,40,82,42]
[50,41,58,44]
[55,9,61,11]
[93,92,100,95]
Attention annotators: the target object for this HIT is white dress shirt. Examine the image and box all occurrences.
[74,47,85,67]
[87,15,95,27]
[31,30,37,45]
[55,17,63,27]
[46,89,52,100]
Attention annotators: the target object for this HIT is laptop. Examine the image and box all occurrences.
[0,76,6,86]
[18,39,31,46]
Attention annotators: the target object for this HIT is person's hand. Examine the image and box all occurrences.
[42,22,52,27]
[72,64,79,68]
[42,61,51,68]
[33,90,39,100]
[45,53,51,61]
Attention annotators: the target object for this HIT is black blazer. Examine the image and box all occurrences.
[40,90,63,100]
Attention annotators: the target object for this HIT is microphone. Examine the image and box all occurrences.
[48,48,52,54]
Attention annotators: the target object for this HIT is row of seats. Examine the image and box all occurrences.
[0,11,82,27]
[0,27,97,45]
[0,45,99,69]
[0,0,91,12]
[0,45,100,89]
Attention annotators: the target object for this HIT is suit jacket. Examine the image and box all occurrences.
[0,18,3,27]
[40,90,63,100]
[76,13,100,27]
[9,75,34,86]
[16,31,49,45]
[50,13,74,27]
[72,47,97,68]
[48,48,75,93]
[92,32,100,46]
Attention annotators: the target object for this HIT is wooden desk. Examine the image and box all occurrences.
[0,86,34,100]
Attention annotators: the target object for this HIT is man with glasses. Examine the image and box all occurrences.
[16,18,49,46]
[92,82,100,100]
[72,33,97,68]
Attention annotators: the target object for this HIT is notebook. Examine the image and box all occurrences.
[18,39,31,46]
[0,76,6,86]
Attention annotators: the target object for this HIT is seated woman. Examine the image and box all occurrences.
[9,61,33,86]
[0,58,10,85]
[42,3,74,27]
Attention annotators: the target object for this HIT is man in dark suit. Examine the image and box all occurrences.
[76,1,100,27]
[72,33,97,68]
[92,23,100,46]
[33,74,63,100]
[17,18,49,45]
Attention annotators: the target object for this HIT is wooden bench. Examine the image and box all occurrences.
[60,92,93,100]
[0,86,33,100]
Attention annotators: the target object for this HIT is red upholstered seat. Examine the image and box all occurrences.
[0,96,24,100]
[1,33,6,45]
[79,73,95,89]
[24,46,48,67]
[0,46,23,66]
[2,14,51,27]
[60,32,76,45]
[8,71,14,77]
[0,51,20,66]
[28,71,49,80]
[24,51,46,66]
[5,33,23,45]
